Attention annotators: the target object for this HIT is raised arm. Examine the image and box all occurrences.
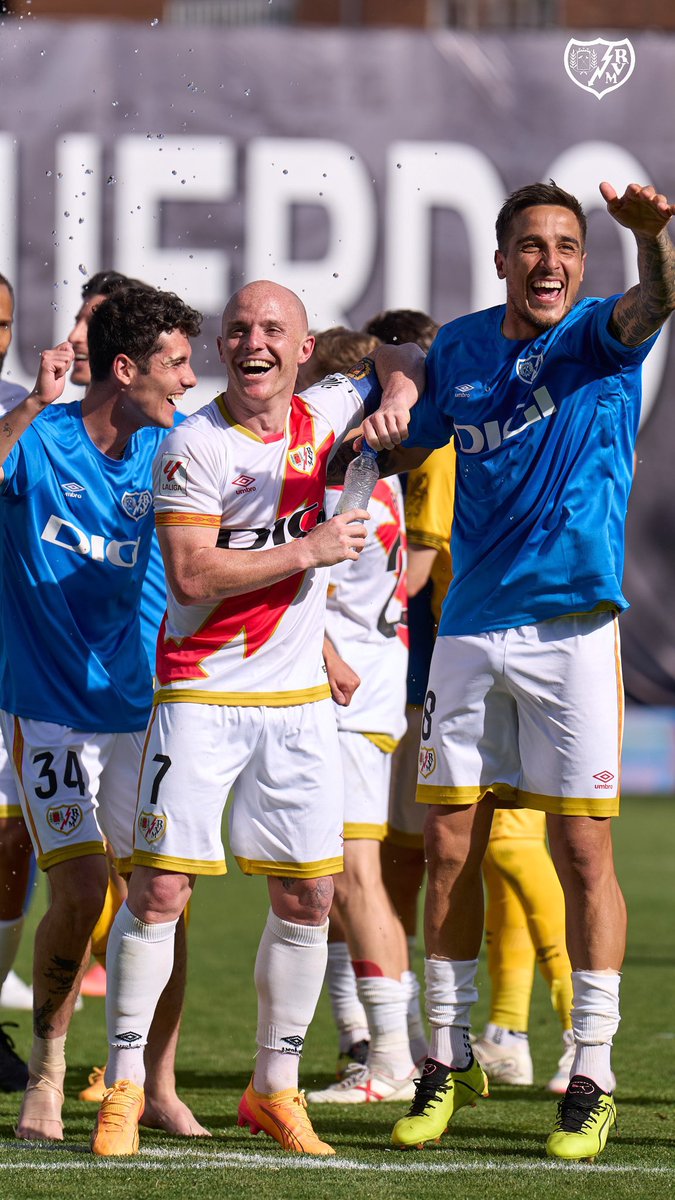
[0,343,74,483]
[601,181,675,346]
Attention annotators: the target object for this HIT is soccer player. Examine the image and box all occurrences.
[92,280,423,1157]
[0,271,33,1091]
[0,286,203,1140]
[389,180,675,1162]
[295,328,415,1105]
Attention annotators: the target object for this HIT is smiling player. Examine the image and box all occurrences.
[0,286,201,1141]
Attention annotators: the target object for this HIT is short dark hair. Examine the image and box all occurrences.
[0,273,15,303]
[82,270,150,300]
[363,309,439,352]
[496,181,587,251]
[88,287,202,381]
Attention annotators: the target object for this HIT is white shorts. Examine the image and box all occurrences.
[0,731,21,818]
[0,712,144,870]
[340,731,391,841]
[387,706,427,847]
[416,613,623,818]
[133,699,344,878]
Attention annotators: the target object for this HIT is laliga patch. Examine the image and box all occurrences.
[47,804,83,835]
[160,454,190,496]
[287,443,316,475]
[138,810,168,844]
[121,490,152,521]
[346,357,373,383]
[418,747,436,778]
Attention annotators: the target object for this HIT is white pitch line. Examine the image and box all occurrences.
[0,1149,673,1175]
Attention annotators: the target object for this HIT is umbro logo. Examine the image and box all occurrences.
[454,383,474,396]
[115,1030,142,1044]
[593,769,615,791]
[61,481,86,499]
[232,473,257,495]
[280,1035,304,1053]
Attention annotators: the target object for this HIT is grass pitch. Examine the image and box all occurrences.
[0,794,673,1199]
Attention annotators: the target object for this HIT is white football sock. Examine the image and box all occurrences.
[326,941,369,1051]
[0,916,24,991]
[570,969,620,1093]
[254,910,328,1093]
[403,967,428,1064]
[356,974,415,1079]
[425,957,479,1069]
[105,901,178,1088]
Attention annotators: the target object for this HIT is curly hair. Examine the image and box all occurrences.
[363,309,438,352]
[496,181,587,251]
[88,286,202,381]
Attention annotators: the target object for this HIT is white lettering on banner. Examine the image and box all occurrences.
[245,139,377,329]
[41,515,140,568]
[384,141,505,314]
[0,133,668,425]
[455,387,557,454]
[115,136,235,312]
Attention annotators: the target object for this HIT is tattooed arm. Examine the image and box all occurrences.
[601,181,675,346]
[0,342,73,482]
[326,439,430,485]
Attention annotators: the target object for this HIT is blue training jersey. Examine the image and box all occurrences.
[405,297,657,636]
[0,401,171,731]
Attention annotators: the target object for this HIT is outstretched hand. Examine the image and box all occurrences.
[30,342,74,408]
[600,181,675,238]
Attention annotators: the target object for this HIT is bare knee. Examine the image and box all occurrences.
[46,855,109,933]
[547,815,616,892]
[268,875,334,925]
[127,867,192,923]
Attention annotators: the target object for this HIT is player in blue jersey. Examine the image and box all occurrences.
[388,181,675,1162]
[0,271,34,1092]
[0,285,202,1142]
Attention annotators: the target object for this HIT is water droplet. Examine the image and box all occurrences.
[150,16,159,25]
[63,211,70,217]
[282,169,288,175]
[57,172,63,179]
[106,175,117,185]
[78,263,87,275]
[349,155,355,161]
[171,170,177,175]
[112,100,119,107]
[78,218,84,224]
[85,168,93,175]
[396,162,402,169]
[244,88,251,97]
[45,169,52,177]
[39,49,45,56]
[332,272,339,278]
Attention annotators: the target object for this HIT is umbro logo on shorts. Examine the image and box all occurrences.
[593,769,615,790]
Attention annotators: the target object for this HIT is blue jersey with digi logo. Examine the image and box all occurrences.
[0,401,170,731]
[405,296,657,636]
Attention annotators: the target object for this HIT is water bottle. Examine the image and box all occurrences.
[334,440,379,515]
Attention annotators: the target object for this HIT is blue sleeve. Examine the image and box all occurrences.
[343,357,382,414]
[565,296,659,370]
[403,339,455,450]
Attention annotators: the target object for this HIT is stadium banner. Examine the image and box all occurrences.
[0,24,674,704]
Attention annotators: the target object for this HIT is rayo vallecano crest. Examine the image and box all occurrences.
[121,490,152,521]
[564,38,635,101]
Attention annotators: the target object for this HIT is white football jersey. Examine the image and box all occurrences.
[325,477,408,742]
[153,374,373,706]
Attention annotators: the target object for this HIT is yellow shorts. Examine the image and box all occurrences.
[417,613,622,818]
